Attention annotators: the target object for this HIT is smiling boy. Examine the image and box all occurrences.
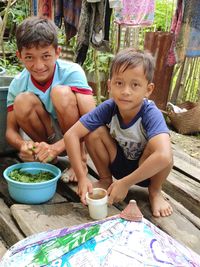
[64,48,173,217]
[6,17,95,180]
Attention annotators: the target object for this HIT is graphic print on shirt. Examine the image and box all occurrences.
[109,115,147,160]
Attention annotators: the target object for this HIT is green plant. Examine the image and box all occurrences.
[0,58,22,76]
[0,0,29,74]
[5,0,29,27]
[82,48,114,104]
[154,0,175,31]
[83,48,114,75]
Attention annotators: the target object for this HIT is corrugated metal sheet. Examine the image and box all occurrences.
[144,32,174,110]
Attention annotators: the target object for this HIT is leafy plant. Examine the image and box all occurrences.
[9,169,54,183]
[154,0,175,31]
[0,58,22,76]
[5,0,29,26]
[83,48,114,75]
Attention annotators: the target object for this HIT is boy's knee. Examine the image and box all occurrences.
[85,126,107,143]
[14,92,41,117]
[51,85,77,109]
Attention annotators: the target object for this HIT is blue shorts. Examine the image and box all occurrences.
[109,144,150,187]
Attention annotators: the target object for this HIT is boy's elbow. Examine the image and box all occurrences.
[160,151,173,168]
[64,130,73,144]
[64,128,80,146]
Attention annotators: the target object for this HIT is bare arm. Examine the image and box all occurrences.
[108,133,173,204]
[64,121,93,203]
[123,133,173,186]
[34,139,66,162]
[6,111,35,161]
[6,111,66,162]
[6,111,24,150]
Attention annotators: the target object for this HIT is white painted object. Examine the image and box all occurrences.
[86,188,108,220]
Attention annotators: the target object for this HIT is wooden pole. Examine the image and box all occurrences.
[0,0,12,60]
[93,49,101,105]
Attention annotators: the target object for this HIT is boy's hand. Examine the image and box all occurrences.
[19,141,36,162]
[107,179,129,205]
[78,178,93,205]
[34,142,58,163]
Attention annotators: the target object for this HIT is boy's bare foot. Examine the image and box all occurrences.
[61,163,88,183]
[93,178,113,190]
[61,167,77,182]
[149,191,173,217]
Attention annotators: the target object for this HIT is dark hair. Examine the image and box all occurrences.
[16,16,58,52]
[110,48,155,83]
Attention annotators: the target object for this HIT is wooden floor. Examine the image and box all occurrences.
[0,143,200,260]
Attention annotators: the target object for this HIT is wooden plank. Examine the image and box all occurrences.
[163,170,200,217]
[86,155,200,222]
[11,201,119,237]
[46,192,67,204]
[164,194,200,230]
[0,199,24,247]
[0,157,20,206]
[172,144,200,183]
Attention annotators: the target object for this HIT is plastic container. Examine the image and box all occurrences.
[0,75,14,154]
[86,188,108,220]
[3,162,61,204]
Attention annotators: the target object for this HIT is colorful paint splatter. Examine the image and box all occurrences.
[0,216,200,266]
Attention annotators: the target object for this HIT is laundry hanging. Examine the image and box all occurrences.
[31,0,82,42]
[35,0,54,19]
[167,0,200,66]
[113,0,155,26]
[31,0,113,65]
[75,0,112,65]
[54,0,83,42]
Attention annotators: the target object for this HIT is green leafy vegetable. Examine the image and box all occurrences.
[9,169,54,183]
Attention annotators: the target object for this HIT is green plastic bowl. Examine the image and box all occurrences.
[3,162,61,204]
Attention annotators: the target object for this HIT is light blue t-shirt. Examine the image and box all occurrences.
[80,98,169,160]
[7,59,92,119]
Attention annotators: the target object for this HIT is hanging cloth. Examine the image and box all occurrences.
[32,0,38,16]
[37,0,54,19]
[167,0,200,66]
[31,0,53,18]
[75,0,112,65]
[114,0,155,26]
[54,0,63,28]
[54,0,82,42]
[63,0,82,42]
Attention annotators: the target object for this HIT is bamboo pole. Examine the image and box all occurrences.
[190,58,198,101]
[177,56,190,102]
[0,0,12,59]
[197,59,200,100]
[170,57,186,103]
[93,49,101,105]
[185,58,195,101]
[183,58,192,99]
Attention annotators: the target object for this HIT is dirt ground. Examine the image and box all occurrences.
[170,130,200,161]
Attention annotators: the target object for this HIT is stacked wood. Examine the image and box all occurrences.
[0,145,200,258]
